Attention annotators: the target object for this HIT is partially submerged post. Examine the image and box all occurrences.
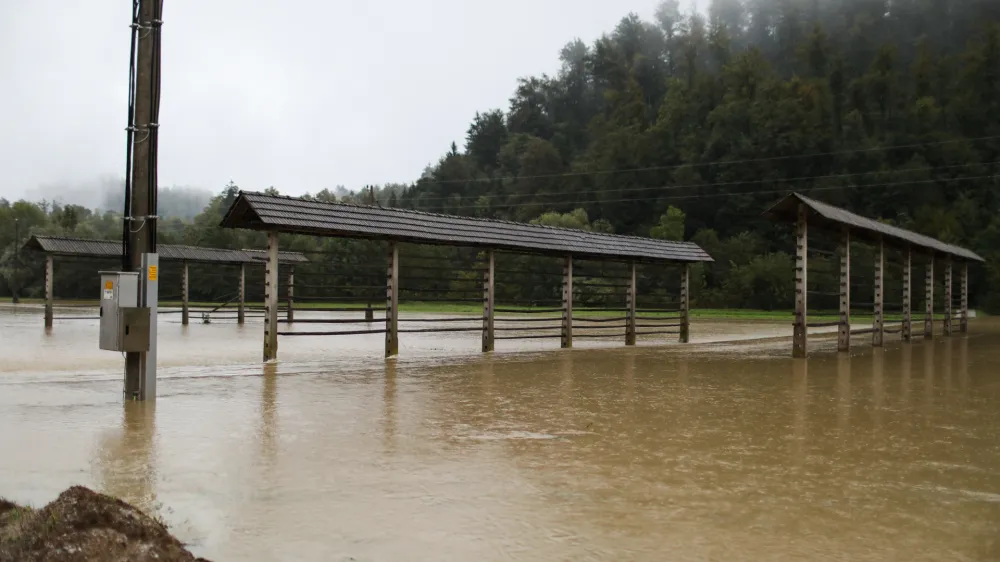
[482,250,495,352]
[925,258,934,339]
[902,248,912,342]
[764,192,984,356]
[838,228,850,352]
[679,263,690,343]
[44,255,54,328]
[872,238,884,347]
[793,203,808,358]
[960,263,969,333]
[944,259,953,336]
[181,261,189,326]
[263,232,279,362]
[385,242,399,357]
[625,262,636,346]
[561,256,573,349]
[286,266,295,322]
[237,263,246,325]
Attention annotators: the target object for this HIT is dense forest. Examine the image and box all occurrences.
[3,0,1000,311]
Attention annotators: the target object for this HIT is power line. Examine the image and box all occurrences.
[394,161,998,204]
[405,135,1000,187]
[399,173,998,210]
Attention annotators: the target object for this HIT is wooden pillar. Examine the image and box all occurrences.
[924,257,934,339]
[902,248,912,342]
[625,262,637,346]
[181,261,190,326]
[793,204,808,358]
[872,238,884,347]
[960,262,969,333]
[237,263,246,325]
[286,266,295,322]
[679,263,690,343]
[561,256,573,349]
[44,255,53,328]
[943,259,953,336]
[838,228,851,352]
[263,231,280,362]
[482,250,495,352]
[385,242,399,357]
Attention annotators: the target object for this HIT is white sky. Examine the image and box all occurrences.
[0,0,668,201]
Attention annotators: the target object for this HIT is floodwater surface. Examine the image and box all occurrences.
[1,305,999,561]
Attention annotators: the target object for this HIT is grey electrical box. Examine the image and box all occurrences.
[99,271,149,352]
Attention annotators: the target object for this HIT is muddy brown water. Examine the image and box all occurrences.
[2,305,999,561]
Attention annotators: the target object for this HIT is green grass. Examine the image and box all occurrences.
[0,297,969,322]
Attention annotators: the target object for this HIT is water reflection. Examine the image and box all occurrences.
[837,354,851,434]
[95,401,157,514]
[872,348,885,431]
[791,359,807,464]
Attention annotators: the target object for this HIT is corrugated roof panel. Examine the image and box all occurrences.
[764,192,985,262]
[220,192,714,263]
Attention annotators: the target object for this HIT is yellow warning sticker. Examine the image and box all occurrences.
[148,265,158,281]
[105,281,113,290]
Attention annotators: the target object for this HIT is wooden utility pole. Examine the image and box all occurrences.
[123,0,162,400]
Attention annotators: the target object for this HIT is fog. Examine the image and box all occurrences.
[1,0,667,203]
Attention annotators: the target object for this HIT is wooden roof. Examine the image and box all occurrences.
[23,235,308,265]
[764,192,985,262]
[220,191,713,264]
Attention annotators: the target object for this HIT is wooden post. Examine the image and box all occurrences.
[482,250,495,352]
[385,242,399,357]
[902,248,912,342]
[44,255,53,328]
[793,204,808,358]
[944,259,953,336]
[924,257,934,339]
[838,228,850,352]
[561,256,573,349]
[263,231,280,362]
[181,261,189,326]
[237,263,246,325]
[285,265,295,322]
[625,262,636,346]
[873,237,884,347]
[960,262,969,333]
[679,263,690,343]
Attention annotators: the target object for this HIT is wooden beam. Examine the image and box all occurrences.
[44,255,53,329]
[561,256,573,349]
[181,261,189,326]
[238,263,246,325]
[286,265,295,323]
[793,204,808,358]
[924,257,934,339]
[263,231,280,362]
[482,249,495,352]
[679,263,690,343]
[902,247,912,342]
[960,262,969,333]
[385,242,399,357]
[873,237,884,347]
[625,261,636,346]
[944,259,953,336]
[838,228,850,352]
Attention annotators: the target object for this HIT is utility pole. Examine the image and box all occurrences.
[122,0,163,400]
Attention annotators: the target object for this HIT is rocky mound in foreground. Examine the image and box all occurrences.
[0,486,208,562]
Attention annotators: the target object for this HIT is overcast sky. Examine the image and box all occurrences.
[0,0,673,201]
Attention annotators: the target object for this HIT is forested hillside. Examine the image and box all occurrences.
[3,0,1000,311]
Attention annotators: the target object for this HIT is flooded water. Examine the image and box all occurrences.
[2,304,999,561]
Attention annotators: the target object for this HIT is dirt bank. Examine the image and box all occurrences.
[0,486,208,562]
